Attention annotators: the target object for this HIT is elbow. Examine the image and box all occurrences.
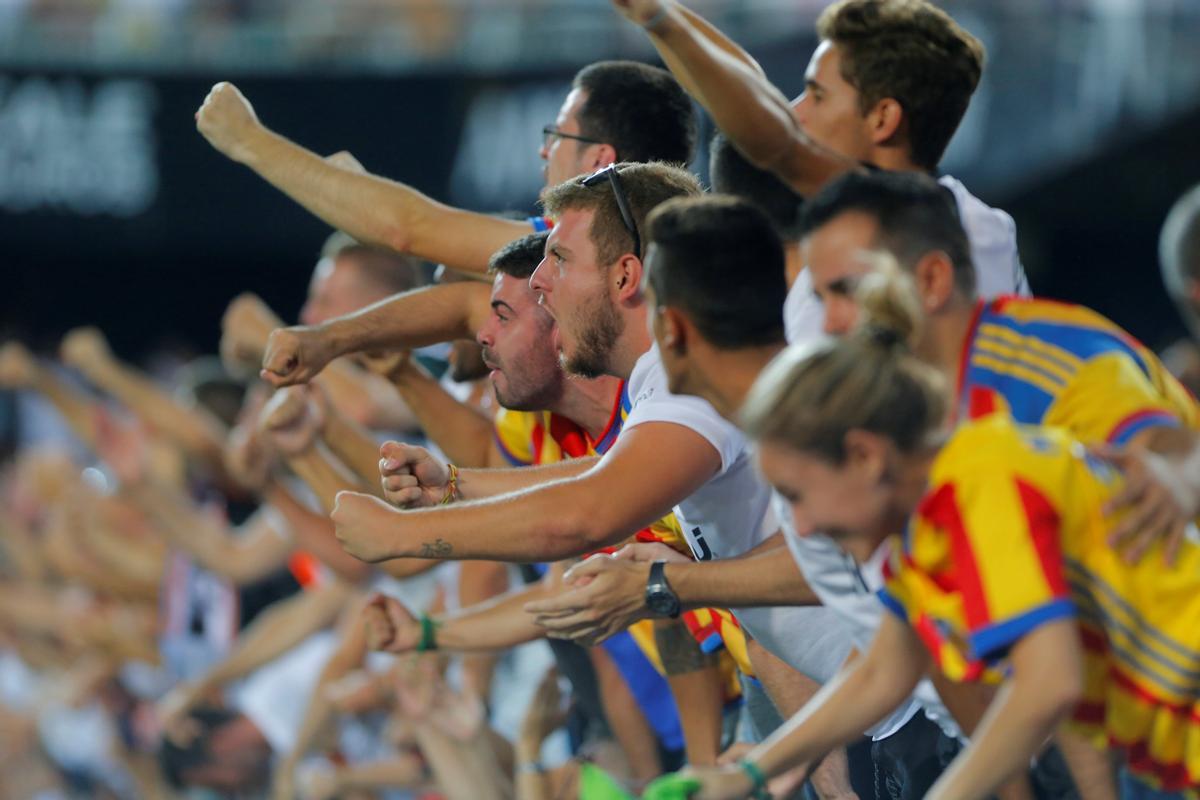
[1041,670,1084,722]
[537,502,613,559]
[377,220,413,256]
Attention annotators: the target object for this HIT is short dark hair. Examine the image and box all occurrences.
[816,0,984,170]
[158,707,260,789]
[573,61,697,166]
[646,195,786,349]
[488,231,549,280]
[799,170,976,297]
[541,162,703,265]
[322,231,433,296]
[709,133,805,240]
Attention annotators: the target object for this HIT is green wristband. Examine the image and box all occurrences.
[738,759,770,799]
[417,614,439,652]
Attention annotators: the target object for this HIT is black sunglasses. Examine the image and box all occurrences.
[542,125,605,149]
[580,164,641,259]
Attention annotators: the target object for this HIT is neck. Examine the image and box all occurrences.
[698,344,785,420]
[869,147,924,174]
[552,374,624,439]
[915,296,978,402]
[608,306,654,380]
[891,442,942,522]
[784,242,804,288]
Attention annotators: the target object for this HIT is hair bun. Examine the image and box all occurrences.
[852,251,923,350]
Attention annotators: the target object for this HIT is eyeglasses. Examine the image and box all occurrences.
[542,125,604,150]
[580,164,641,258]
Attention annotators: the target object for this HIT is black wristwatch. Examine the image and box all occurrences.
[645,561,681,618]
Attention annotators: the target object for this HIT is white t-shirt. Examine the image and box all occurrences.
[621,346,855,684]
[783,174,1030,340]
[778,174,1024,739]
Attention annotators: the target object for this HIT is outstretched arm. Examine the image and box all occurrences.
[333,421,720,564]
[926,619,1083,800]
[196,82,531,274]
[260,280,492,387]
[615,0,856,197]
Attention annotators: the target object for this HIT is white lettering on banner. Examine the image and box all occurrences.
[0,76,158,217]
[448,82,567,210]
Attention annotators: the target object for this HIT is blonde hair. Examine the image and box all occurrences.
[741,253,947,462]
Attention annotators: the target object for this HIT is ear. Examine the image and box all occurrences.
[657,306,689,353]
[613,253,644,305]
[842,429,889,484]
[866,97,904,146]
[912,251,957,313]
[588,143,619,170]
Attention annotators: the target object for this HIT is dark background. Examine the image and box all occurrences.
[3,30,1200,362]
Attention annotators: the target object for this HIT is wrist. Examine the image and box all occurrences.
[640,1,675,34]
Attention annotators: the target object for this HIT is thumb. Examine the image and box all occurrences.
[563,553,612,583]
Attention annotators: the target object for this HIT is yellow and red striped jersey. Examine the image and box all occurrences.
[881,417,1200,792]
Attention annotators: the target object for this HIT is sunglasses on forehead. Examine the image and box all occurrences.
[579,164,641,259]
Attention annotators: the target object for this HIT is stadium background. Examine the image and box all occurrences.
[2,1,1200,359]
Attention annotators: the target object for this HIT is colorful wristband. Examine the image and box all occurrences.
[738,759,770,799]
[439,463,459,505]
[417,614,439,652]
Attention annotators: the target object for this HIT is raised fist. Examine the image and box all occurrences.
[195,82,263,164]
[60,327,113,374]
[0,342,38,388]
[378,440,450,508]
[611,0,669,26]
[361,593,422,653]
[261,326,338,388]
[221,293,282,375]
[258,384,326,457]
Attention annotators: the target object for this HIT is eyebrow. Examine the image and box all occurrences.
[491,300,516,314]
[549,242,572,259]
[805,78,825,93]
[827,276,859,295]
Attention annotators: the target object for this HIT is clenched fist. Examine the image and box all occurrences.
[258,384,326,457]
[195,82,264,164]
[60,327,113,374]
[261,325,338,387]
[361,593,421,653]
[221,293,282,375]
[612,0,670,26]
[379,440,450,508]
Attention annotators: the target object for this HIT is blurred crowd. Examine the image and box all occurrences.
[3,0,1200,799]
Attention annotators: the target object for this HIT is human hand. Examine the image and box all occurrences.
[156,679,212,747]
[643,765,753,800]
[379,440,450,508]
[195,82,265,164]
[331,490,404,563]
[355,349,412,381]
[1094,443,1200,565]
[611,540,691,564]
[519,666,568,747]
[361,592,422,653]
[0,342,38,388]
[259,384,326,457]
[524,554,651,646]
[221,293,282,375]
[611,0,669,27]
[261,326,339,388]
[59,327,114,376]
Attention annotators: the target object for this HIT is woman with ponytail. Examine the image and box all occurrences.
[646,264,1200,800]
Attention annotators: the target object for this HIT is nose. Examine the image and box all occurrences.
[821,298,854,337]
[529,256,552,296]
[792,93,809,126]
[476,323,494,349]
[539,136,552,161]
[789,503,816,538]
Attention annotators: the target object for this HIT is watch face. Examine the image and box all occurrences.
[646,587,680,618]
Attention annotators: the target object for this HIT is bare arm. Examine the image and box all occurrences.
[927,620,1084,800]
[667,531,818,608]
[196,82,530,274]
[0,342,102,449]
[334,421,720,564]
[260,281,492,387]
[619,1,855,197]
[60,328,228,475]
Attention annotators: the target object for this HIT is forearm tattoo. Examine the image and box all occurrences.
[417,538,453,558]
[654,618,718,675]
